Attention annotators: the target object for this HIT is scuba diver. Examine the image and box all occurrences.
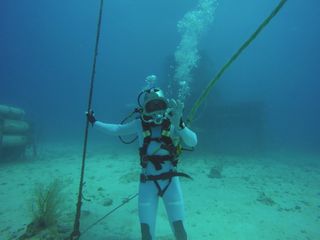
[86,75,197,240]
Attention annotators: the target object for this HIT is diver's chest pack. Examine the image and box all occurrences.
[139,118,180,170]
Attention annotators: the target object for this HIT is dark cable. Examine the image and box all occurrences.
[81,193,138,236]
[69,1,104,239]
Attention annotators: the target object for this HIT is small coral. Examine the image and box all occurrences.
[19,179,65,239]
[31,179,64,227]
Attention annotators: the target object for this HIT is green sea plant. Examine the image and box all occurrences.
[19,179,65,239]
[32,179,64,225]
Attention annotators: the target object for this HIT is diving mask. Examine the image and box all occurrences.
[141,88,169,124]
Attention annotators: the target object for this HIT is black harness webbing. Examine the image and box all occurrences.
[138,119,191,196]
[140,171,193,197]
[140,171,193,182]
[139,118,178,169]
[69,1,104,239]
[154,178,172,197]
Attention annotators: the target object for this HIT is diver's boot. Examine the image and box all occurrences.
[141,223,152,240]
[173,220,187,240]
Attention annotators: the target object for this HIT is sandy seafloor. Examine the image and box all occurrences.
[0,142,319,240]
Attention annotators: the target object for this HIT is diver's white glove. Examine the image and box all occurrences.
[167,99,185,130]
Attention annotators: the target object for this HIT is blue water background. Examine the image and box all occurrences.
[1,0,319,157]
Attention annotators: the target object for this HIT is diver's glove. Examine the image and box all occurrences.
[168,99,185,130]
[86,110,96,126]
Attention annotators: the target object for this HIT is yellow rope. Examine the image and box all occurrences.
[187,0,288,124]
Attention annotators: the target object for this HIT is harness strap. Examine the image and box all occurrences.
[140,118,178,169]
[146,155,173,170]
[140,171,193,182]
[147,155,173,161]
[140,171,192,197]
[154,178,172,197]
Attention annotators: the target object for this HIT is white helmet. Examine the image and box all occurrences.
[142,88,169,124]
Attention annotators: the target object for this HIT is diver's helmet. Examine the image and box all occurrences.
[142,88,169,124]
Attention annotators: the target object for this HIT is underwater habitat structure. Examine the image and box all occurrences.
[0,104,35,161]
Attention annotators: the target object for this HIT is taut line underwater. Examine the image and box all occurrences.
[187,0,288,124]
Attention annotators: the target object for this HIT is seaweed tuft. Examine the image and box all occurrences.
[19,179,65,239]
[31,179,64,227]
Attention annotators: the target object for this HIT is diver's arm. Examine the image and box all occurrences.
[167,99,197,147]
[94,120,137,136]
[86,110,137,136]
[176,126,198,147]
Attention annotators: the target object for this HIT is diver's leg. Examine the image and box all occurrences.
[140,223,152,240]
[172,220,187,240]
[139,181,159,240]
[162,177,187,240]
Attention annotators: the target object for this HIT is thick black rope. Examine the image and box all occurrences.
[69,0,104,239]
